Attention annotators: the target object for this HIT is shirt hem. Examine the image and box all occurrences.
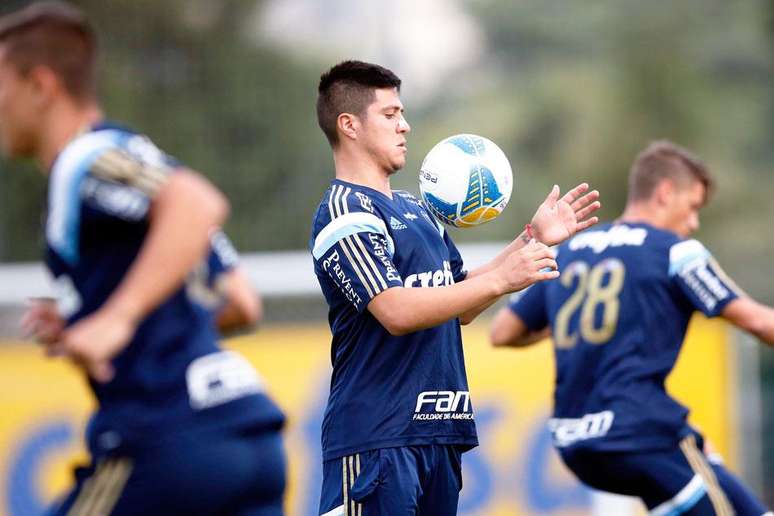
[322,434,479,462]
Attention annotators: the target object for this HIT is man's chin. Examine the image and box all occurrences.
[388,160,406,175]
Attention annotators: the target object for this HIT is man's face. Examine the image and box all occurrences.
[358,87,410,174]
[0,48,40,158]
[662,178,706,238]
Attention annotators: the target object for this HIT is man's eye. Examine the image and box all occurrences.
[385,113,395,119]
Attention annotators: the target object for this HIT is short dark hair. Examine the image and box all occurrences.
[628,140,715,204]
[0,1,96,102]
[316,60,401,147]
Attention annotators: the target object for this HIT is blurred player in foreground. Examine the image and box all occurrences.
[491,141,773,515]
[0,2,285,514]
[310,60,600,515]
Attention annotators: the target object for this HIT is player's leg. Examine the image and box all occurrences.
[318,448,424,515]
[416,445,463,516]
[559,439,728,515]
[219,429,287,516]
[47,457,134,516]
[105,427,285,515]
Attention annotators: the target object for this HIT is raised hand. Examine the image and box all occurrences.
[531,183,600,246]
[497,240,559,293]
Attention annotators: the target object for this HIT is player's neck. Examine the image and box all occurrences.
[333,149,393,198]
[618,203,666,230]
[38,100,104,172]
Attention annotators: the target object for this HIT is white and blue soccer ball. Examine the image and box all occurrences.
[419,134,513,228]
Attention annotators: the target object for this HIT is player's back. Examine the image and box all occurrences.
[542,222,729,452]
[45,122,284,458]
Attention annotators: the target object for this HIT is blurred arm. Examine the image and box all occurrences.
[722,297,774,345]
[104,171,229,322]
[457,183,600,325]
[60,170,229,382]
[490,305,549,348]
[216,267,263,334]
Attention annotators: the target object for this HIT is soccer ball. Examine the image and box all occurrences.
[419,134,513,228]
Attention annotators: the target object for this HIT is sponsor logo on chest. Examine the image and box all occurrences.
[403,260,454,288]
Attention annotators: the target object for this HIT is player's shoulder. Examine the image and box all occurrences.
[314,181,387,223]
[310,181,391,256]
[667,237,711,277]
[53,122,176,192]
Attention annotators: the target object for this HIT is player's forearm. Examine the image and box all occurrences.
[459,231,532,323]
[369,271,507,336]
[466,230,531,280]
[489,308,549,348]
[103,172,229,324]
[216,269,262,334]
[458,298,499,325]
[723,297,774,345]
[744,304,774,345]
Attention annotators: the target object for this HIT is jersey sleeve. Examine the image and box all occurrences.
[207,230,239,284]
[508,281,549,331]
[82,133,177,219]
[47,129,177,264]
[312,189,403,313]
[668,239,741,317]
[186,231,239,310]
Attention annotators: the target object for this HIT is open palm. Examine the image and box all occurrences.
[531,183,600,246]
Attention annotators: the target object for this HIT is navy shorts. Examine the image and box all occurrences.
[559,433,770,515]
[49,427,286,516]
[319,445,463,516]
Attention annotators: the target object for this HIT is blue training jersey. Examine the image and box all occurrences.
[45,122,284,458]
[310,179,478,461]
[509,222,740,452]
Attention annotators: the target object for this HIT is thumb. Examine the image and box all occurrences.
[546,184,560,205]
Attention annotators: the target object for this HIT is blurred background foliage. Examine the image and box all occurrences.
[1,0,772,298]
[1,0,773,500]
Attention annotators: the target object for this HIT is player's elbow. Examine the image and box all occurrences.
[459,313,475,326]
[380,315,413,337]
[165,170,230,227]
[489,326,511,347]
[373,308,414,336]
[368,289,416,336]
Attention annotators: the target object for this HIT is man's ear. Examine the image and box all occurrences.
[337,112,359,142]
[654,179,675,207]
[27,65,60,108]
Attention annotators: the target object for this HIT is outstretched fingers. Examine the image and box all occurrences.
[560,183,589,205]
[571,189,599,212]
[574,199,601,221]
[576,216,600,232]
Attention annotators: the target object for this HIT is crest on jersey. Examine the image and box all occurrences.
[355,192,373,213]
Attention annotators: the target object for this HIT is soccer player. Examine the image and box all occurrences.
[491,141,774,515]
[310,60,600,516]
[0,3,285,515]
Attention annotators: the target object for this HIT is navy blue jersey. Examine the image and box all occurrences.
[45,122,283,457]
[509,222,740,452]
[310,180,478,461]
